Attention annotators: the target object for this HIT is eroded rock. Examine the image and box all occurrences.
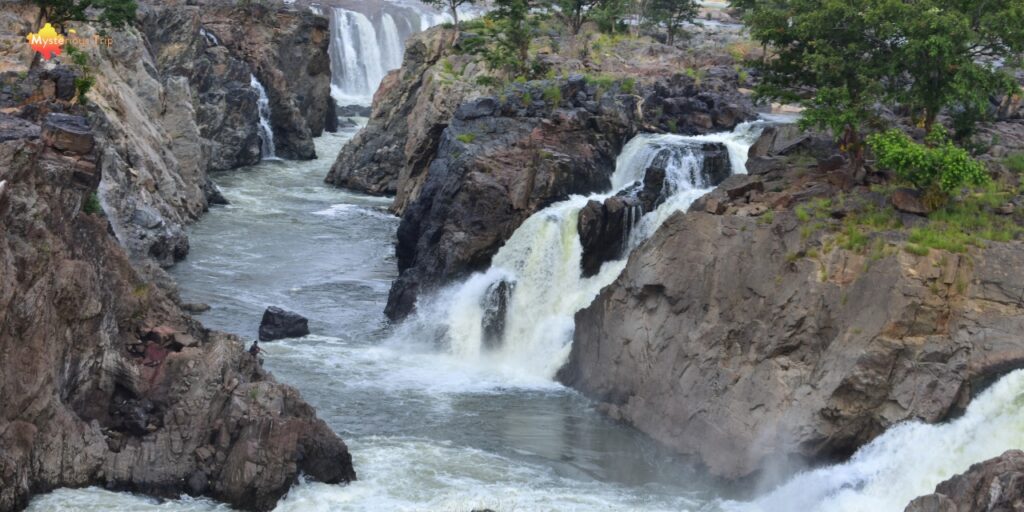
[259,307,310,341]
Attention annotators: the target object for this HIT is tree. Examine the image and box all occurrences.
[475,0,533,76]
[734,0,895,171]
[867,126,989,200]
[555,0,600,35]
[552,0,630,35]
[881,0,1024,134]
[642,0,698,45]
[422,0,476,38]
[33,0,137,31]
[736,0,1024,170]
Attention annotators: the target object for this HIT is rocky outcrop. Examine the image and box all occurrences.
[0,100,352,512]
[259,307,310,341]
[384,71,754,320]
[560,167,1024,482]
[140,1,332,162]
[906,450,1024,512]
[325,26,484,203]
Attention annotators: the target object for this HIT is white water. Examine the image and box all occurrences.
[249,74,277,159]
[401,122,766,384]
[723,368,1024,512]
[328,6,451,105]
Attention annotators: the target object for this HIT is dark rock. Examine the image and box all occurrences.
[720,174,764,200]
[818,154,846,172]
[747,156,788,176]
[0,114,40,142]
[259,306,310,341]
[40,67,77,101]
[187,471,209,495]
[182,302,211,313]
[481,280,514,350]
[336,104,372,117]
[203,177,229,206]
[455,96,499,120]
[906,450,1024,512]
[748,124,809,158]
[41,113,94,154]
[578,196,642,277]
[892,188,931,215]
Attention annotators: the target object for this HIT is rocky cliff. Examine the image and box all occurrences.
[559,136,1024,481]
[0,1,332,269]
[0,101,353,512]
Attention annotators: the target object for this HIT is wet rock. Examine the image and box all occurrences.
[259,307,310,341]
[892,188,931,215]
[578,196,642,277]
[203,178,229,206]
[336,104,372,117]
[182,302,211,313]
[481,280,514,350]
[906,450,1024,512]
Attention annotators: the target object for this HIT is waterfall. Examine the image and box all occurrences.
[379,13,404,72]
[199,27,220,46]
[724,369,1024,512]
[403,122,766,381]
[249,74,277,160]
[327,4,458,105]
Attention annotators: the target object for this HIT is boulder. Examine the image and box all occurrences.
[259,306,310,341]
[578,196,641,277]
[481,279,514,350]
[906,450,1024,512]
[41,113,94,154]
[892,188,932,215]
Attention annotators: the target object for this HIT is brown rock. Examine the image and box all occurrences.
[906,450,1024,512]
[41,113,94,154]
[892,188,932,215]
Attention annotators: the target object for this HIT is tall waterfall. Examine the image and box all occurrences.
[327,5,453,105]
[724,368,1024,512]
[249,74,277,160]
[402,122,766,382]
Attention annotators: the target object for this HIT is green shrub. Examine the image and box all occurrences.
[456,133,476,144]
[542,85,562,106]
[522,91,533,105]
[74,76,95,105]
[867,127,990,195]
[83,192,102,214]
[1006,153,1024,173]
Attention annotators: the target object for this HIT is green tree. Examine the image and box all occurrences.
[33,0,137,31]
[475,0,533,76]
[736,0,1024,170]
[643,0,698,45]
[554,0,630,35]
[881,0,1024,134]
[867,126,989,200]
[422,0,476,38]
[734,0,894,171]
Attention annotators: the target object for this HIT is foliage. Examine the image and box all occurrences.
[456,133,476,143]
[461,0,534,77]
[734,0,1024,170]
[1006,153,1024,174]
[867,127,990,195]
[83,192,102,214]
[64,42,95,105]
[542,85,562,106]
[33,0,137,30]
[642,0,698,44]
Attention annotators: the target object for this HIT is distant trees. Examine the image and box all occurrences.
[33,0,137,31]
[642,0,699,45]
[735,0,1024,171]
[422,0,476,37]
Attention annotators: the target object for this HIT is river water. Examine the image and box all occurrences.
[28,123,1024,511]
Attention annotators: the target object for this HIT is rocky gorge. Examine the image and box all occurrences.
[0,1,352,511]
[2,0,1024,510]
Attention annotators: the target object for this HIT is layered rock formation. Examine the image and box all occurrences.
[0,105,353,512]
[906,450,1024,512]
[559,144,1024,480]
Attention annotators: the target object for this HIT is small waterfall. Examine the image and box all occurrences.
[199,27,219,46]
[725,369,1024,512]
[406,122,766,380]
[249,74,276,159]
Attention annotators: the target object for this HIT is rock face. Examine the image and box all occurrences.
[0,111,353,512]
[560,203,1024,480]
[905,450,1024,512]
[383,71,754,320]
[259,307,311,341]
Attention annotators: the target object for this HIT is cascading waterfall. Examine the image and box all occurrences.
[724,368,1024,512]
[249,74,277,159]
[328,6,453,105]
[406,122,766,381]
